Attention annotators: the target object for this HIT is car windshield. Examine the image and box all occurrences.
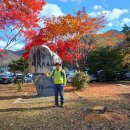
[0,74,6,77]
[26,74,32,77]
[0,74,11,77]
[17,74,24,77]
[69,73,75,76]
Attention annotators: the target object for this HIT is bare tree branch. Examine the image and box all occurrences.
[3,25,24,50]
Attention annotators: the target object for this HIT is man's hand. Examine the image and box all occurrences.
[45,73,49,77]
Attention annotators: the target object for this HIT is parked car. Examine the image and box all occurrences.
[66,70,76,78]
[24,73,33,83]
[14,73,25,83]
[67,72,75,83]
[84,69,97,82]
[124,72,130,80]
[97,70,118,82]
[0,73,14,84]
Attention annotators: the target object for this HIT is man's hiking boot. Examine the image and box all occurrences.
[60,105,64,108]
[54,104,59,107]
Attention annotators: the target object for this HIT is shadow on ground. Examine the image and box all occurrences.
[0,106,55,112]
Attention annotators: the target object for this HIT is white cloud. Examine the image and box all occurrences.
[106,18,130,28]
[122,18,130,24]
[107,22,113,27]
[89,12,99,17]
[116,18,130,26]
[103,9,128,21]
[93,5,103,11]
[89,6,129,29]
[0,41,24,50]
[89,8,128,21]
[40,3,64,18]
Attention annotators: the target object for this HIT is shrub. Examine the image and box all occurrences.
[72,72,91,89]
[16,82,22,91]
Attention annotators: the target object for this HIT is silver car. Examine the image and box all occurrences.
[67,72,75,83]
[24,73,33,83]
[0,73,14,84]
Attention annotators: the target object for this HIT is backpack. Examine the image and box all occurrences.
[52,69,65,78]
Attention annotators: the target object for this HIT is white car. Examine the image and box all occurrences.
[67,72,75,83]
[24,73,33,83]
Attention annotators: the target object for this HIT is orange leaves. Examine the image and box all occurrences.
[93,31,126,47]
[43,8,105,41]
[115,34,126,39]
[23,8,105,62]
[97,31,125,40]
[80,43,96,51]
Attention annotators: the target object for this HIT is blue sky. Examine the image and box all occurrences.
[1,0,130,50]
[42,0,130,32]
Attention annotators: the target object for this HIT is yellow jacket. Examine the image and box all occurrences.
[47,69,66,85]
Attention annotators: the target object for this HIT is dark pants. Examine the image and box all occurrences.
[54,84,64,105]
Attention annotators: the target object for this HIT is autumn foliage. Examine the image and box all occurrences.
[23,8,105,62]
[95,31,126,46]
[43,8,105,40]
[0,0,46,29]
[0,0,46,50]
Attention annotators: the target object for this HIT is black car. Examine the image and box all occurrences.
[124,72,130,80]
[14,74,25,83]
[97,70,118,82]
[0,74,14,84]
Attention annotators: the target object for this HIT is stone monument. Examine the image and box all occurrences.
[29,45,61,97]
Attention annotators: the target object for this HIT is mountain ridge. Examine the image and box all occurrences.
[0,49,25,67]
[0,29,123,67]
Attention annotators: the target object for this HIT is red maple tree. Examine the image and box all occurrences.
[23,8,105,63]
[0,0,46,50]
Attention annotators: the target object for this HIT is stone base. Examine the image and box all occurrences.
[33,74,54,97]
[91,106,107,114]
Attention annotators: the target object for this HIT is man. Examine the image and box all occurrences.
[46,62,66,107]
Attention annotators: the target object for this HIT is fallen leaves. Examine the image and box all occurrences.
[0,82,130,130]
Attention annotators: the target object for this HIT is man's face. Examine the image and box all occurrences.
[56,65,61,70]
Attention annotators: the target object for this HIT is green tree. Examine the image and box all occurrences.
[121,24,130,69]
[86,46,123,72]
[122,24,130,35]
[8,58,29,74]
